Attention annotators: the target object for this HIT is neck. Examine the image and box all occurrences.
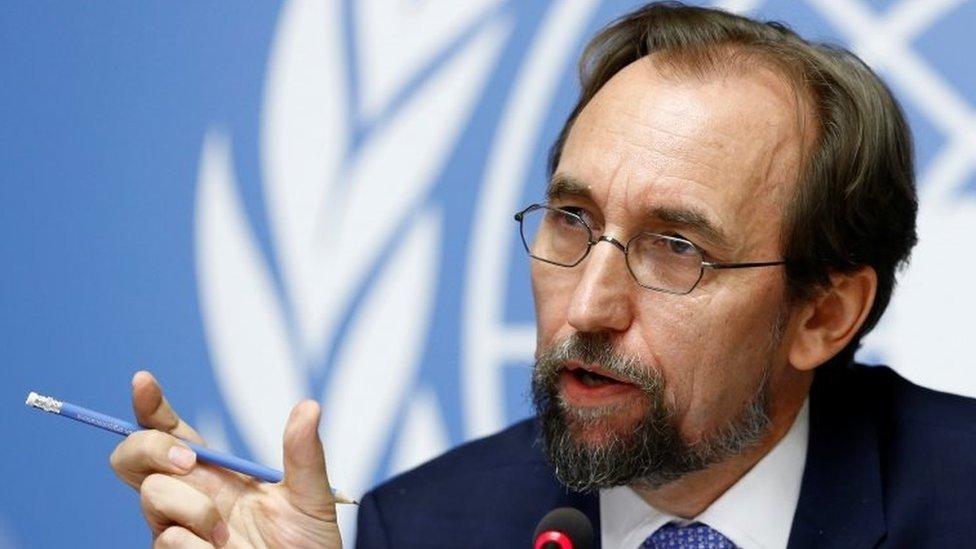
[631,368,812,518]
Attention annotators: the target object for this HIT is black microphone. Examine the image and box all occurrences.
[533,507,594,549]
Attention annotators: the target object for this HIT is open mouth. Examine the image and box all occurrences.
[569,368,622,387]
[563,361,631,384]
[559,364,640,405]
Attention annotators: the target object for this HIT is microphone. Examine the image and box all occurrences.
[533,507,594,549]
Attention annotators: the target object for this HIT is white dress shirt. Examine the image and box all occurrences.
[599,399,809,549]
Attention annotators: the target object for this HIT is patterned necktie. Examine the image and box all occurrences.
[641,521,737,549]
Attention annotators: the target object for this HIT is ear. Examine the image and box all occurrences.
[788,267,878,371]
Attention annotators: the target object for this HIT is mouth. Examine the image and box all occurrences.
[558,361,642,405]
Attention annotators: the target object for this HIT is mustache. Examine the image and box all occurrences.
[533,332,662,395]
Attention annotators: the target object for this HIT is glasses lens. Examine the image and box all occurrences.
[626,233,703,293]
[520,207,590,266]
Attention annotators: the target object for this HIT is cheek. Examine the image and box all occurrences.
[632,296,713,380]
[531,264,579,346]
[633,291,780,432]
[639,285,782,363]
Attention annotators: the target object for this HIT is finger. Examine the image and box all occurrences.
[141,474,229,547]
[282,400,337,519]
[132,370,205,444]
[110,430,197,489]
[154,526,214,549]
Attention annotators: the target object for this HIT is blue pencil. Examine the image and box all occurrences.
[25,391,357,505]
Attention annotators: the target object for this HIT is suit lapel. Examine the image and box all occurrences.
[787,366,886,548]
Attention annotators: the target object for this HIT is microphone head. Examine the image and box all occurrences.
[533,507,594,549]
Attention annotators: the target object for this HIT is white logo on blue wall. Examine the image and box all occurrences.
[192,0,582,538]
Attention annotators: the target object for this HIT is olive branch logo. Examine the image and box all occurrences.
[193,0,513,536]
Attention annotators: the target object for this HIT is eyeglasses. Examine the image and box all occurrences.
[514,204,786,295]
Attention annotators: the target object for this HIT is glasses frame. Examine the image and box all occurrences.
[514,203,786,295]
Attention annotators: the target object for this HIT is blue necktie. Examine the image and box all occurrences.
[641,521,737,549]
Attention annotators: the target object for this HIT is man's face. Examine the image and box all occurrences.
[531,57,809,488]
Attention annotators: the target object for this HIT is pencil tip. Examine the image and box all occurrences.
[332,490,359,505]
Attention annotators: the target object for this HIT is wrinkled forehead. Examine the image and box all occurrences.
[554,56,814,251]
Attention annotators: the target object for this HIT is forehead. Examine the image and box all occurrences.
[556,56,811,252]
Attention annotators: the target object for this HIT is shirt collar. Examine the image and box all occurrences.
[600,398,809,549]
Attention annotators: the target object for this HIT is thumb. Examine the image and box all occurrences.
[282,400,336,519]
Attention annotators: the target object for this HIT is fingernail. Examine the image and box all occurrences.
[167,445,196,470]
[132,370,152,388]
[211,521,230,546]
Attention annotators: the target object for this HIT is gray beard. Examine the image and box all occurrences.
[531,332,772,492]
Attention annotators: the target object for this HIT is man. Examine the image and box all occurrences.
[110,3,976,548]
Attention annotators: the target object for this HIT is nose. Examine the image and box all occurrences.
[566,235,635,334]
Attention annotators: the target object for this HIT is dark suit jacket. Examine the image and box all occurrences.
[355,364,976,548]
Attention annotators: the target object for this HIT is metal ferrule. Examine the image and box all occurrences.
[25,392,63,414]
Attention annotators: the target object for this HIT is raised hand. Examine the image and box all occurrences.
[110,371,342,548]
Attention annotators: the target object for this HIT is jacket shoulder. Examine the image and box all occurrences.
[355,418,595,548]
[372,417,544,492]
[842,363,976,430]
[842,364,976,544]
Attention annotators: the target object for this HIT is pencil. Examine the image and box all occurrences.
[25,391,358,505]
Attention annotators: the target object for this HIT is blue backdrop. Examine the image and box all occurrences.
[2,1,975,546]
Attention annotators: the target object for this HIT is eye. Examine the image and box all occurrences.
[553,206,594,229]
[663,235,699,256]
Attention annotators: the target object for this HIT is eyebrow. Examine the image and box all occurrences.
[545,174,592,201]
[546,173,728,248]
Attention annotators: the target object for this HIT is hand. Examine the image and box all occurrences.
[110,371,342,548]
